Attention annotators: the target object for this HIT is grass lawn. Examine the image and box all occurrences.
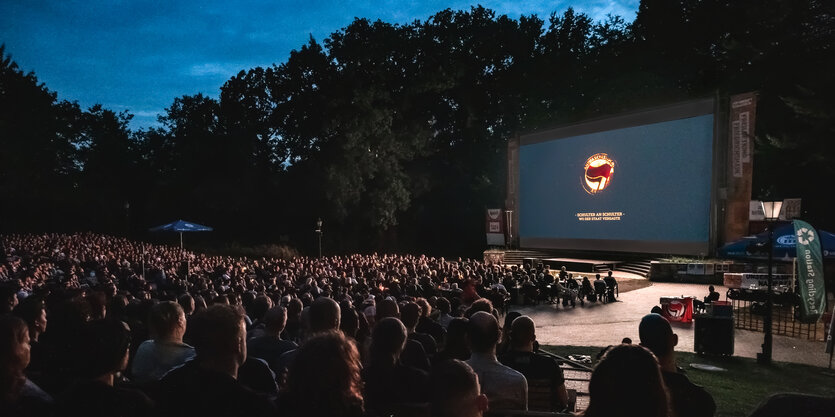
[542,345,835,417]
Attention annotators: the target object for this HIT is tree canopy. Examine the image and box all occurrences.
[2,1,833,256]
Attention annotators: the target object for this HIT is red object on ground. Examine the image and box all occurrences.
[659,296,694,323]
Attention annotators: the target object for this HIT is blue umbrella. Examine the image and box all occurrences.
[718,223,835,261]
[149,219,213,248]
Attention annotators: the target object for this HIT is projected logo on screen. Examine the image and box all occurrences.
[582,153,616,194]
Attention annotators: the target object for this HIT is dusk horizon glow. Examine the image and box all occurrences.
[1,1,638,130]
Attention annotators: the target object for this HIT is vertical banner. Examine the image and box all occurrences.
[723,92,757,245]
[486,209,506,246]
[729,93,757,178]
[793,220,825,323]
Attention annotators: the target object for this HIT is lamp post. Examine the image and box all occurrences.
[758,200,782,365]
[315,218,323,258]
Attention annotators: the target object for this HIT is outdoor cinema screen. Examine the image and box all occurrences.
[518,99,715,255]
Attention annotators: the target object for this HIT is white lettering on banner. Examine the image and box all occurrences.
[802,249,820,314]
[732,98,753,109]
[740,112,751,163]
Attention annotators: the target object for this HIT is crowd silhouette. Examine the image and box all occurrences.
[3,232,825,417]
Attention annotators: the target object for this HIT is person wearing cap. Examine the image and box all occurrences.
[639,313,716,417]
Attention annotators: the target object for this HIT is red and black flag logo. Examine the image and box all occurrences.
[582,153,616,195]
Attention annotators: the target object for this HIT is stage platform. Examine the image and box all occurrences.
[541,258,621,273]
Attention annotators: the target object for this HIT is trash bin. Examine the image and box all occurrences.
[694,315,734,355]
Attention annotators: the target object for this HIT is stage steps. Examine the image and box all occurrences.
[614,259,654,277]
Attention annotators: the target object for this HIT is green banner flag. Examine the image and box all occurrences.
[794,220,826,323]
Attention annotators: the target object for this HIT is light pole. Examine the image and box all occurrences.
[758,200,782,365]
[315,218,323,258]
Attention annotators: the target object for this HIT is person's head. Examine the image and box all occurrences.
[464,299,494,318]
[250,295,273,322]
[0,286,19,313]
[510,315,536,350]
[622,337,632,344]
[370,317,407,365]
[12,297,47,340]
[287,297,303,319]
[436,297,451,315]
[583,344,669,417]
[415,298,432,318]
[177,293,195,315]
[468,311,500,354]
[400,301,421,331]
[262,306,287,336]
[708,285,715,293]
[287,331,363,417]
[77,319,132,380]
[376,298,400,320]
[309,297,340,333]
[595,274,601,280]
[502,311,521,336]
[430,360,488,417]
[189,304,247,367]
[148,301,186,341]
[639,313,677,360]
[0,315,30,404]
[340,305,359,339]
[445,317,470,356]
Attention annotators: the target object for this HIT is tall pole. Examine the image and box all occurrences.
[758,200,781,365]
[759,223,774,364]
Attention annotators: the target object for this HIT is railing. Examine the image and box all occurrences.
[728,289,826,341]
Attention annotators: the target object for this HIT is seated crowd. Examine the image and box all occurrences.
[0,233,825,417]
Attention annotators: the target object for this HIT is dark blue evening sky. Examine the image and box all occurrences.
[1,1,638,130]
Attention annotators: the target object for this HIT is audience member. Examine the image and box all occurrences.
[247,306,297,373]
[280,331,364,417]
[0,314,53,417]
[401,301,438,357]
[499,315,568,411]
[415,297,445,347]
[582,344,670,417]
[466,311,527,410]
[430,359,489,417]
[156,304,276,417]
[640,313,716,417]
[363,317,429,415]
[435,317,470,362]
[131,301,195,384]
[57,318,153,417]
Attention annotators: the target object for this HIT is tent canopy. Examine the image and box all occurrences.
[718,223,835,261]
[149,219,213,232]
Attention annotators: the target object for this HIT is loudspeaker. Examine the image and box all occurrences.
[694,316,734,355]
